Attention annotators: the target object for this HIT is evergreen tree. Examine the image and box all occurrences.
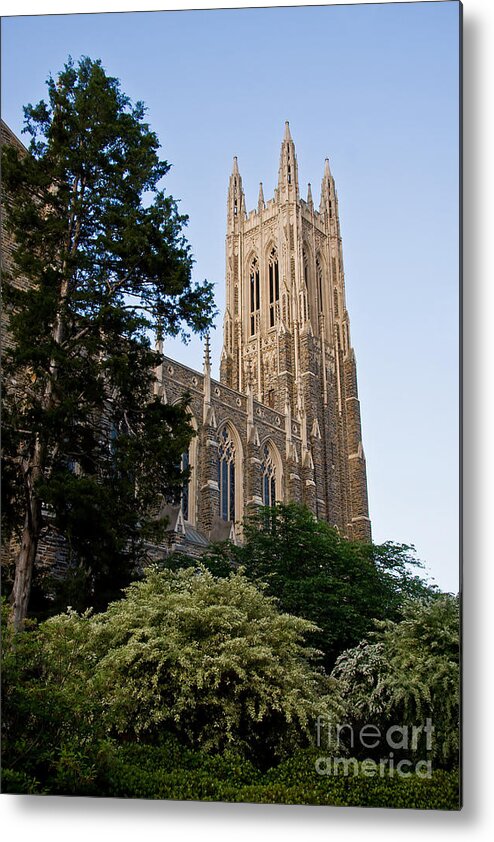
[2,57,215,628]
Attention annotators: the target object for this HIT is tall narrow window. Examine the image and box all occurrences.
[249,258,260,336]
[316,257,323,313]
[218,426,236,521]
[332,256,337,282]
[333,287,339,318]
[268,248,279,328]
[261,444,276,507]
[301,250,310,323]
[181,450,190,521]
[303,250,309,287]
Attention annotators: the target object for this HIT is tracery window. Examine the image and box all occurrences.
[301,250,309,323]
[181,449,190,521]
[218,426,236,521]
[261,444,276,507]
[249,257,260,336]
[316,257,324,313]
[268,248,279,328]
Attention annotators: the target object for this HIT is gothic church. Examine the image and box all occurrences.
[157,123,371,548]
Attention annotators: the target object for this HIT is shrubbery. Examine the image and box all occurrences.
[1,733,460,809]
[1,567,339,782]
[333,595,460,768]
[2,535,460,809]
[167,503,437,671]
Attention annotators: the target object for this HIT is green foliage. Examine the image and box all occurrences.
[88,566,339,763]
[1,568,340,775]
[186,503,436,670]
[332,595,460,768]
[1,732,460,809]
[1,587,460,807]
[1,599,104,791]
[2,56,215,617]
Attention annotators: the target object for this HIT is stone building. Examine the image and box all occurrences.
[159,123,371,545]
[1,119,371,569]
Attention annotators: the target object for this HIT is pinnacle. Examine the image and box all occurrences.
[284,120,292,141]
[232,156,239,174]
[203,333,211,373]
[324,158,331,178]
[258,181,265,209]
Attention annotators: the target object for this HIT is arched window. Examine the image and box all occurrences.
[249,257,260,336]
[303,249,309,287]
[268,248,279,328]
[302,249,310,323]
[218,426,236,521]
[180,449,190,521]
[316,257,324,313]
[177,411,197,525]
[261,444,277,507]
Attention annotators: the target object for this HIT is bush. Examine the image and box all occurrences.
[88,566,340,763]
[3,737,459,809]
[332,595,460,769]
[176,503,436,672]
[2,568,341,776]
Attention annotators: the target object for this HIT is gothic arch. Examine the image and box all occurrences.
[172,404,198,525]
[266,244,280,328]
[245,252,260,337]
[216,420,244,524]
[301,243,313,324]
[315,251,327,315]
[259,438,284,505]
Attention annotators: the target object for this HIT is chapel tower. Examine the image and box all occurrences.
[220,123,371,541]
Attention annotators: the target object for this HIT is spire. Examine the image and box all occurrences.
[154,333,163,357]
[228,156,245,222]
[277,120,299,200]
[257,182,265,211]
[307,182,313,209]
[203,332,211,376]
[203,333,213,423]
[320,157,336,217]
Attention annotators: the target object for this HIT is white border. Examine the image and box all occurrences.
[2,0,493,837]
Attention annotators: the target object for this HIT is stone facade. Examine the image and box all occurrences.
[1,121,30,350]
[159,124,371,543]
[1,119,371,576]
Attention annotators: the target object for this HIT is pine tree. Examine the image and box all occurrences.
[2,57,215,628]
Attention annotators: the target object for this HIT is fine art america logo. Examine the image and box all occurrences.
[315,716,435,779]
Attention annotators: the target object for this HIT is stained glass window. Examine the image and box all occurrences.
[218,426,236,521]
[268,248,279,328]
[261,444,276,507]
[249,258,260,336]
[181,449,189,521]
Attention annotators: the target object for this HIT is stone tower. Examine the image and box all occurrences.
[220,123,371,541]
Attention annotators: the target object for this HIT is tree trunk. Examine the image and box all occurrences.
[10,499,42,632]
[10,440,44,631]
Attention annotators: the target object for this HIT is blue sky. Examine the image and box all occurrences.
[1,2,460,592]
